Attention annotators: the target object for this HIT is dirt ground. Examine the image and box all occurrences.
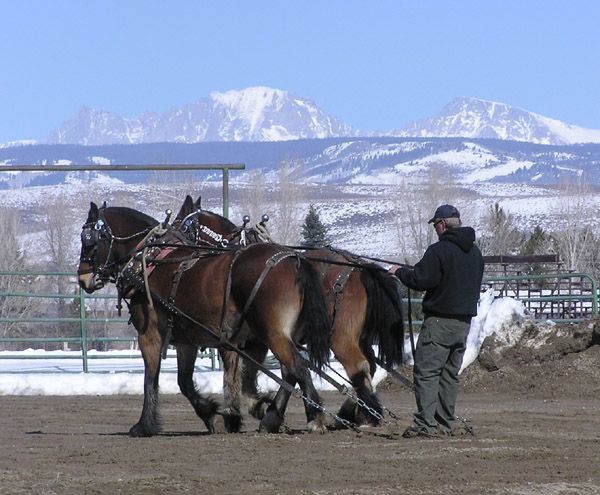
[2,322,600,495]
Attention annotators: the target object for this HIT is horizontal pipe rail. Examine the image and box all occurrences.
[0,163,245,218]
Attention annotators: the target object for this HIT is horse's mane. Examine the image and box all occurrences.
[201,210,237,231]
[106,206,159,227]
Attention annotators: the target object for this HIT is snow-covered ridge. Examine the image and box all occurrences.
[0,139,38,149]
[397,97,600,145]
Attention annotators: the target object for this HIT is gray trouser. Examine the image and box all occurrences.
[412,316,470,433]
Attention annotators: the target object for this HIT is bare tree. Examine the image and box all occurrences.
[392,164,462,263]
[0,208,33,342]
[236,169,270,226]
[43,197,82,347]
[269,160,306,245]
[550,177,599,274]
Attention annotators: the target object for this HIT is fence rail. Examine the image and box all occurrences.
[0,270,217,373]
[483,272,598,322]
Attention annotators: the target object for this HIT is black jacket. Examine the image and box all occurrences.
[395,227,484,319]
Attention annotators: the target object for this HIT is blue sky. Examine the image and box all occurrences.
[1,1,599,143]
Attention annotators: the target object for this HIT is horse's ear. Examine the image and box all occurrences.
[194,195,202,210]
[87,202,99,223]
[175,195,194,220]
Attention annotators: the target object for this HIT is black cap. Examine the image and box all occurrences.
[428,204,460,223]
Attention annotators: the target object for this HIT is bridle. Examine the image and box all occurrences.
[176,209,235,248]
[176,209,272,249]
[78,207,154,283]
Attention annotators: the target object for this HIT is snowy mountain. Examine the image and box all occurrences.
[46,87,356,145]
[43,90,600,147]
[397,97,600,145]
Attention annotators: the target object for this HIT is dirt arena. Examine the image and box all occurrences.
[2,322,600,495]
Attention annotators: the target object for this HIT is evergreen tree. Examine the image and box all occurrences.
[520,225,551,255]
[301,204,330,247]
[478,202,523,255]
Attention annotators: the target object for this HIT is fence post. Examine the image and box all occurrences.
[222,167,230,218]
[79,286,89,373]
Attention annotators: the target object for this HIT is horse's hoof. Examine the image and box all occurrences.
[128,423,154,437]
[259,410,283,433]
[203,417,216,434]
[222,410,243,433]
[249,394,274,421]
[337,400,357,424]
[355,413,382,428]
[307,418,328,434]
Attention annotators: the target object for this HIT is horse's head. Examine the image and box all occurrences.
[172,194,272,247]
[172,195,239,247]
[77,202,158,293]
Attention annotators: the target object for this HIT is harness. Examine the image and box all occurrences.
[331,266,353,328]
[164,257,199,358]
[227,249,299,342]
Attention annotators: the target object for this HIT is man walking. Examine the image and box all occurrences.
[390,204,484,437]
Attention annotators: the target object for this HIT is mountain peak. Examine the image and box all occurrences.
[400,97,600,145]
[46,86,354,145]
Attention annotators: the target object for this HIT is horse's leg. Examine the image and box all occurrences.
[218,347,244,432]
[129,306,163,437]
[291,351,328,433]
[239,340,272,420]
[353,343,383,426]
[260,346,327,434]
[259,365,294,433]
[334,339,383,427]
[176,343,221,433]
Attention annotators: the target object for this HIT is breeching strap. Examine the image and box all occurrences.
[228,250,299,340]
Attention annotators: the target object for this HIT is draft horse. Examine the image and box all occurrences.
[175,195,405,426]
[77,202,332,436]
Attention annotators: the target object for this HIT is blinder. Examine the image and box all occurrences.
[81,226,99,248]
[79,217,114,277]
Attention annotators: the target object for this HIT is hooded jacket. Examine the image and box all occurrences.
[396,226,484,320]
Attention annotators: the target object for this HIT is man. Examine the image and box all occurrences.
[390,204,484,437]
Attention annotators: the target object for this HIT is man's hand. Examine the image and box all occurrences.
[388,264,401,274]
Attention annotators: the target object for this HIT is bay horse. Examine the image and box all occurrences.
[174,195,404,426]
[77,202,332,436]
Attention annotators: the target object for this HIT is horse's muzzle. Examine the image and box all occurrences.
[78,273,105,293]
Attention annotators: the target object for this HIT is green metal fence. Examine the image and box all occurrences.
[0,270,218,373]
[0,270,598,373]
[483,272,598,323]
[403,272,599,327]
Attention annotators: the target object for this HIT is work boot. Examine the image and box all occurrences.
[402,425,438,438]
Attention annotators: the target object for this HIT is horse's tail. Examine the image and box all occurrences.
[360,265,404,368]
[296,257,332,371]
